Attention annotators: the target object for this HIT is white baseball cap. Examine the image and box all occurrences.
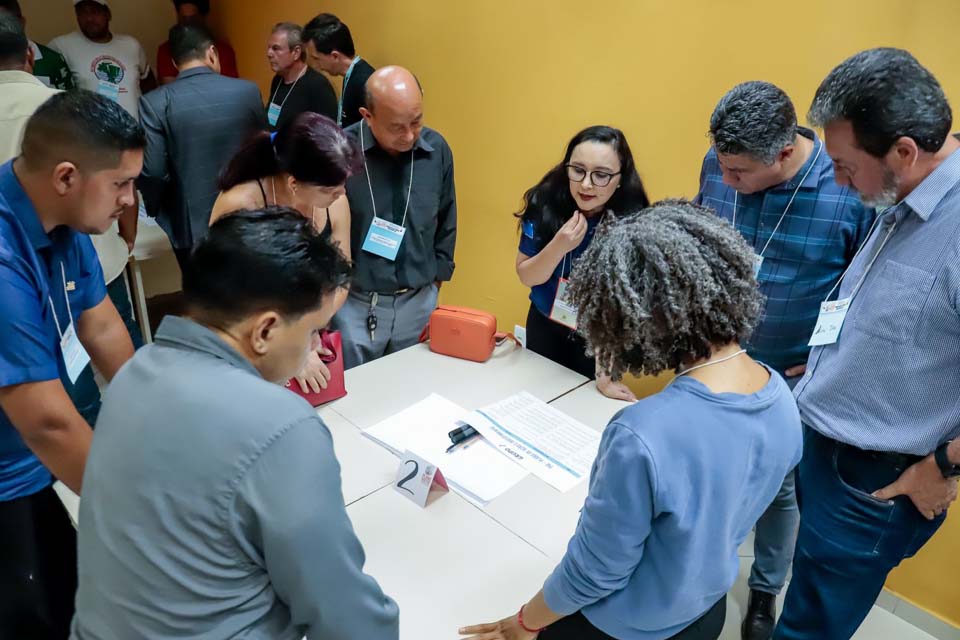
[73,0,110,6]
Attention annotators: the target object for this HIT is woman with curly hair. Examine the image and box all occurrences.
[515,126,649,401]
[461,200,803,640]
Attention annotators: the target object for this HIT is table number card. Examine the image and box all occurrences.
[393,450,448,508]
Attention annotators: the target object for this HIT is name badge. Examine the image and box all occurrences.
[808,298,851,347]
[97,79,120,102]
[394,450,448,508]
[753,254,765,280]
[267,102,281,128]
[61,322,91,385]
[549,278,578,329]
[362,216,407,261]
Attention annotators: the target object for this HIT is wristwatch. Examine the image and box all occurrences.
[934,441,960,479]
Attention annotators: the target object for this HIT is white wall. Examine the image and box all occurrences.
[23,0,176,72]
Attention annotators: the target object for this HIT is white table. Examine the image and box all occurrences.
[347,486,557,639]
[332,343,588,430]
[483,383,631,559]
[128,218,174,344]
[319,408,398,505]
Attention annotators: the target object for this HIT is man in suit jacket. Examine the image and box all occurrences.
[138,23,265,269]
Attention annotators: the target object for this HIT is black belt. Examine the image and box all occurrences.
[838,440,924,472]
[354,287,415,297]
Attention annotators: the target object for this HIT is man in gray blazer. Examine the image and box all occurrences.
[138,22,265,269]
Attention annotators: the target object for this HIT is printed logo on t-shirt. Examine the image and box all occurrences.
[91,55,126,85]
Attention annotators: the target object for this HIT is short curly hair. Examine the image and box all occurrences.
[568,199,764,379]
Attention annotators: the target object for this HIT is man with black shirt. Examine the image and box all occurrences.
[266,22,336,132]
[303,13,375,129]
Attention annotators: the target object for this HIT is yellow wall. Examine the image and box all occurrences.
[213,0,958,624]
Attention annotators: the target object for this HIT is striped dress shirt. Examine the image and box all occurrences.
[795,147,960,455]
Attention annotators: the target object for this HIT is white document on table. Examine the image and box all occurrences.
[363,394,528,506]
[467,392,600,493]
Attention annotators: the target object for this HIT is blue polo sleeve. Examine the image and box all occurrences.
[0,258,60,388]
[518,219,541,257]
[75,234,107,312]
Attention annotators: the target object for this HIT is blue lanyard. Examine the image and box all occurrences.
[338,56,362,126]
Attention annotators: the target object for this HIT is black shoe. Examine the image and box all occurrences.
[741,589,776,640]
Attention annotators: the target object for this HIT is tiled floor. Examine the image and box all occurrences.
[727,532,956,640]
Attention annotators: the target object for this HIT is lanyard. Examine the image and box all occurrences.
[269,65,307,112]
[337,56,361,126]
[360,120,414,227]
[47,262,75,340]
[821,212,898,305]
[733,140,823,258]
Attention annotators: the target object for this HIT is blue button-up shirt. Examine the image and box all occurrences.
[795,147,960,456]
[695,128,875,372]
[0,160,106,500]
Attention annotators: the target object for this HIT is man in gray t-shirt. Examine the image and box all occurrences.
[71,209,399,640]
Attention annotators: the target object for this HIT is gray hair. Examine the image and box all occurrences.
[809,48,951,157]
[709,81,797,164]
[568,200,764,380]
[273,22,305,60]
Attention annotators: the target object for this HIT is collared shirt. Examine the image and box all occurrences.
[71,315,399,640]
[795,147,960,455]
[0,160,106,501]
[695,128,875,372]
[30,41,76,90]
[344,121,457,292]
[0,70,58,163]
[339,57,375,129]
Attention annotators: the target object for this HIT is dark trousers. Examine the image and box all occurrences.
[64,275,143,429]
[525,304,595,379]
[173,247,192,273]
[540,596,726,640]
[0,485,78,639]
[774,429,946,639]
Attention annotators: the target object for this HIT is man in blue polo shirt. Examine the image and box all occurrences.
[0,90,144,638]
[694,81,874,640]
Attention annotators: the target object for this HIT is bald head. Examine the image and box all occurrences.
[360,66,424,155]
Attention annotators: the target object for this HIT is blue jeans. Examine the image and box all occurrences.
[773,428,946,639]
[65,275,142,428]
[748,373,801,595]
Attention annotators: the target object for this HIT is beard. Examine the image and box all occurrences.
[860,167,901,209]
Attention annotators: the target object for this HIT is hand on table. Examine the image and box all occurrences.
[459,615,538,640]
[873,455,959,520]
[597,374,637,402]
[294,347,333,393]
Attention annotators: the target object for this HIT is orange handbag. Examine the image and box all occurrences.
[420,305,519,363]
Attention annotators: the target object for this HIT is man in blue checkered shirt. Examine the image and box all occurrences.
[694,81,874,640]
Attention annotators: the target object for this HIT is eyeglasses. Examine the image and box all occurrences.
[566,164,621,187]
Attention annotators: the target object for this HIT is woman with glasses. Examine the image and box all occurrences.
[515,126,649,400]
[461,200,802,640]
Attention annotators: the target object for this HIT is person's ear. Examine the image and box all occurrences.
[778,144,795,164]
[287,175,298,196]
[24,44,34,74]
[251,312,282,356]
[887,136,920,173]
[52,162,81,197]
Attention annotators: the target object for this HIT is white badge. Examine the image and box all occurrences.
[808,298,851,347]
[753,254,765,280]
[267,102,281,127]
[60,321,91,384]
[362,216,407,261]
[97,79,120,102]
[393,450,448,508]
[549,278,578,329]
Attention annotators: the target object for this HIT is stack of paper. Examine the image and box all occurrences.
[468,392,601,492]
[363,394,528,506]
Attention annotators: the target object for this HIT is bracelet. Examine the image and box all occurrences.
[517,605,543,633]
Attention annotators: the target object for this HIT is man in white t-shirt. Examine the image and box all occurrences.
[49,0,155,118]
[48,0,147,425]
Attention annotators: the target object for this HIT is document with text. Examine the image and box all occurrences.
[467,392,600,492]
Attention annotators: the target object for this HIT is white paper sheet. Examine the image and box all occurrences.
[363,394,528,505]
[467,392,600,492]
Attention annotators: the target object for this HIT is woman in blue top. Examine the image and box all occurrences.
[462,200,803,640]
[515,126,649,401]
